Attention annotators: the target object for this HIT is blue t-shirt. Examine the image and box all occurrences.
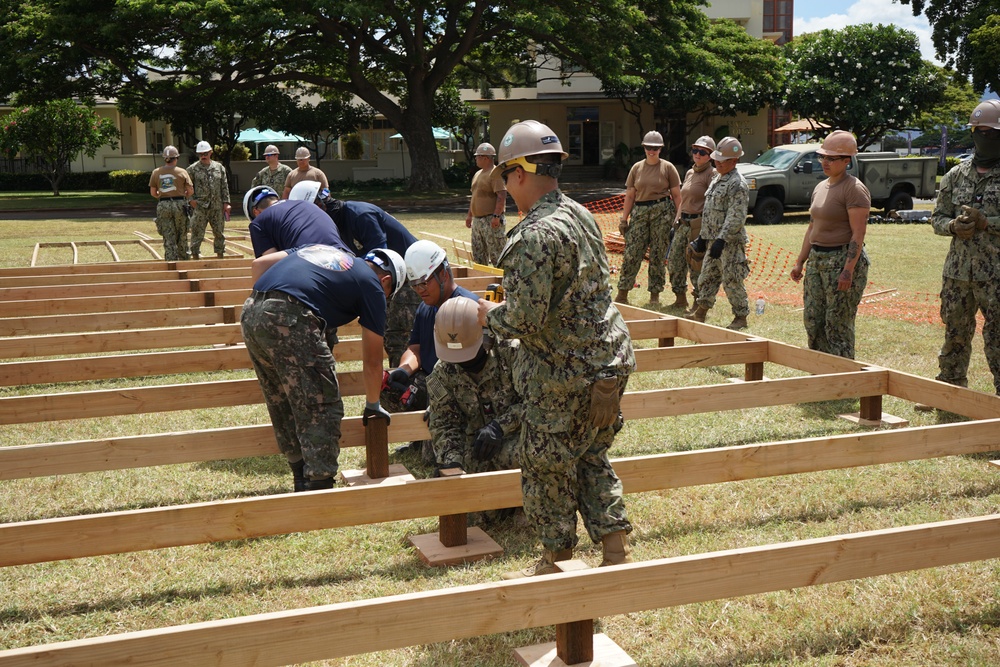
[409,285,478,372]
[331,201,418,257]
[249,200,351,257]
[253,245,387,335]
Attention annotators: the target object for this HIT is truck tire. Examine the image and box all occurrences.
[885,191,913,214]
[752,196,784,225]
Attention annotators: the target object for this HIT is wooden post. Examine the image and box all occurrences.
[658,336,674,348]
[745,361,764,382]
[860,395,882,422]
[438,468,468,548]
[556,618,594,665]
[365,417,389,480]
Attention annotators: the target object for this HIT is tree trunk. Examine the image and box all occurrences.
[397,111,448,192]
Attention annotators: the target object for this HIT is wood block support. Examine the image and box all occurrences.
[839,394,909,429]
[365,416,389,480]
[657,336,674,348]
[438,468,468,547]
[745,361,764,382]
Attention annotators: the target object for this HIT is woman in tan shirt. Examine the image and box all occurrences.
[667,136,717,309]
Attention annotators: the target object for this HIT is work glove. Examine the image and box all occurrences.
[618,219,629,235]
[692,236,707,254]
[589,375,621,430]
[386,367,411,392]
[950,218,977,240]
[473,420,504,461]
[362,401,391,426]
[709,238,726,259]
[960,205,988,231]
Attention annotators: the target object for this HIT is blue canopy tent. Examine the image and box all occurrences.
[236,128,306,159]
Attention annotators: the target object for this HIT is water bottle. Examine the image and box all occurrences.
[755,296,766,315]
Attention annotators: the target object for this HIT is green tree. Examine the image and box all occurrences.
[0,99,120,195]
[898,0,999,94]
[0,0,711,192]
[782,24,947,149]
[257,94,373,167]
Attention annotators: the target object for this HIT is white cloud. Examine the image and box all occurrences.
[794,0,942,66]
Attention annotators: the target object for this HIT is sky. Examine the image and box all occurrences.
[794,0,942,65]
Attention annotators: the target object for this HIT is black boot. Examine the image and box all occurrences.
[289,460,307,493]
[306,476,334,491]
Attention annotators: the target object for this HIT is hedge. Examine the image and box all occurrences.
[0,171,114,192]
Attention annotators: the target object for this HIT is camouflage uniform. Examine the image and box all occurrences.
[485,190,634,552]
[666,215,700,296]
[426,340,522,472]
[188,160,230,258]
[617,199,674,294]
[695,170,750,317]
[802,247,869,359]
[155,199,190,261]
[241,291,344,480]
[384,283,422,367]
[471,215,507,266]
[250,163,293,193]
[931,161,1000,393]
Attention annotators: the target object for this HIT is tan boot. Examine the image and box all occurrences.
[689,305,709,322]
[614,289,630,304]
[669,291,688,309]
[599,530,632,567]
[502,548,573,580]
[727,315,748,330]
[649,292,660,304]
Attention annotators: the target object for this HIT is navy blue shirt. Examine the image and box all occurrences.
[409,285,478,372]
[330,201,417,257]
[249,200,350,257]
[253,245,387,335]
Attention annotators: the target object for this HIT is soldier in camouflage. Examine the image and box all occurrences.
[148,145,193,261]
[479,120,635,579]
[250,144,293,194]
[689,137,750,330]
[927,100,1000,396]
[188,141,231,259]
[241,245,406,491]
[666,136,716,309]
[426,297,521,476]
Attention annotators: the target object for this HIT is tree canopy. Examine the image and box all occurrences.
[897,0,999,94]
[0,99,120,195]
[782,24,948,149]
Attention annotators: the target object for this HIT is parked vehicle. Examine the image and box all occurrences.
[738,144,939,224]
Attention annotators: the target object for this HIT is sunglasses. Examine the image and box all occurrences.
[643,145,661,151]
[500,165,520,184]
[818,155,849,163]
[691,148,710,157]
[972,126,1000,139]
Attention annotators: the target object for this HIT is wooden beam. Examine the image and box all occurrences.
[0,258,253,279]
[0,289,250,318]
[0,325,244,359]
[3,417,998,565]
[887,369,1000,420]
[0,267,248,289]
[0,515,996,666]
[0,306,241,337]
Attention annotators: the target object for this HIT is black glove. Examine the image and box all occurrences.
[387,367,410,392]
[362,401,391,426]
[709,238,726,259]
[692,236,707,254]
[473,420,504,461]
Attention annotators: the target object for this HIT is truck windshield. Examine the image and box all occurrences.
[753,148,800,169]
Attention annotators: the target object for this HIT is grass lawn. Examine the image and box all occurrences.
[0,209,998,666]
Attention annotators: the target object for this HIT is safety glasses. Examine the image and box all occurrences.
[691,148,710,157]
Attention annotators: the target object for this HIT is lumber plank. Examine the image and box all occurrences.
[0,279,197,302]
[0,258,252,279]
[0,266,251,289]
[0,289,250,318]
[0,325,245,359]
[3,417,999,562]
[0,306,241,337]
[886,369,1000,420]
[0,515,996,667]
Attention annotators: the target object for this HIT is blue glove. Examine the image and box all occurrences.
[709,238,726,259]
[473,420,504,461]
[362,401,391,425]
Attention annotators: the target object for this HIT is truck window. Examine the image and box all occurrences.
[753,147,799,169]
[800,151,822,173]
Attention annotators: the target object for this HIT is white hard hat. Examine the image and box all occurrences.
[289,181,322,202]
[242,185,279,221]
[162,145,180,160]
[195,141,212,154]
[365,248,407,298]
[404,239,448,283]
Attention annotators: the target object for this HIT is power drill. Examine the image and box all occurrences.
[484,283,504,302]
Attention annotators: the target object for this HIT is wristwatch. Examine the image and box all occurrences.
[493,214,502,219]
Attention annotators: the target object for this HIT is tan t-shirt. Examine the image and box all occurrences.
[809,175,871,246]
[284,166,329,192]
[626,159,681,202]
[680,165,715,215]
[149,165,192,197]
[470,166,505,217]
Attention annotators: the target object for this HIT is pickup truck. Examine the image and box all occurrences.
[737,144,938,225]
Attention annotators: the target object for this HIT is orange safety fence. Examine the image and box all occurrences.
[582,195,949,328]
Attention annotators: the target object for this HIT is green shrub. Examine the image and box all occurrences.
[109,169,150,193]
[442,162,471,186]
[342,134,365,160]
[0,171,112,191]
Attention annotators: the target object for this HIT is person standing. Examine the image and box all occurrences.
[923,100,1000,397]
[281,146,329,199]
[148,145,193,261]
[465,142,508,266]
[241,244,406,492]
[250,144,293,193]
[615,130,682,305]
[188,140,231,259]
[689,137,750,330]
[790,130,871,358]
[666,136,716,310]
[479,120,635,578]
